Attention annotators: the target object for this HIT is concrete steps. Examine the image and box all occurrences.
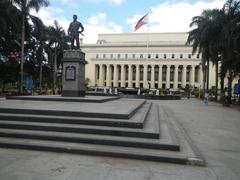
[0,98,205,165]
[0,103,159,139]
[0,103,179,151]
[0,102,151,129]
[0,137,188,164]
[0,127,178,151]
[0,99,145,119]
[6,95,120,103]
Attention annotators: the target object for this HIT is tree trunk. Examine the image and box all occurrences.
[203,63,206,94]
[215,60,219,101]
[20,16,25,95]
[227,69,232,105]
[39,61,42,94]
[206,59,210,91]
[53,46,57,94]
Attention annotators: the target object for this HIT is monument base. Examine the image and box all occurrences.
[62,50,86,97]
[62,90,85,97]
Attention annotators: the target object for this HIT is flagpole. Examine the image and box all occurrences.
[147,18,149,58]
[146,12,150,59]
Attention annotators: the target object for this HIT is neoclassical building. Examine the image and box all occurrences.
[82,32,217,89]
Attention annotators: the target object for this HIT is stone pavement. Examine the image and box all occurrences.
[0,98,239,180]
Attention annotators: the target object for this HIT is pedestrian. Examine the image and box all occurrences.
[204,91,209,105]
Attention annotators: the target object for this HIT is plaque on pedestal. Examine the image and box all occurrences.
[62,50,86,97]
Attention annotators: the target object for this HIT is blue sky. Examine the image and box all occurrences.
[33,0,226,43]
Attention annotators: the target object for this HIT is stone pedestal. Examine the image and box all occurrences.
[62,50,86,97]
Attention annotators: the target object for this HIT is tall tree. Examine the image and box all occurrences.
[221,0,240,103]
[187,10,221,92]
[31,17,48,93]
[12,0,49,94]
[46,20,69,93]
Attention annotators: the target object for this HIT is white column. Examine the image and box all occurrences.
[128,65,133,88]
[190,65,195,87]
[136,65,140,88]
[174,65,179,89]
[106,64,111,87]
[151,65,155,89]
[143,65,148,88]
[158,65,162,88]
[166,65,170,89]
[182,65,187,88]
[113,64,118,87]
[99,64,104,86]
[120,64,125,87]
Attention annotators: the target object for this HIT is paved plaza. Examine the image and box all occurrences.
[0,98,239,180]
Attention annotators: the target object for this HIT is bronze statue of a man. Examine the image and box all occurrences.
[68,14,84,50]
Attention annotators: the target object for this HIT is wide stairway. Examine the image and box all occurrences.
[0,96,205,165]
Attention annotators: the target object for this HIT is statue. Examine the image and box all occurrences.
[114,88,118,95]
[109,88,112,94]
[68,14,84,50]
[137,89,141,96]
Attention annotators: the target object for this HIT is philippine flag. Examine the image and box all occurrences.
[134,13,149,31]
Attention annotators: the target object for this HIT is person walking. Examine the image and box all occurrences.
[204,91,209,105]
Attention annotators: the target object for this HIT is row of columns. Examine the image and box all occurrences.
[96,64,202,89]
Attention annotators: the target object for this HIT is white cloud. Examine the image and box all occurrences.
[32,9,123,44]
[31,7,69,29]
[31,0,226,44]
[84,12,123,43]
[127,0,225,33]
[83,0,124,5]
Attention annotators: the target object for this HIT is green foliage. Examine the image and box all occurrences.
[187,0,240,103]
[0,0,70,94]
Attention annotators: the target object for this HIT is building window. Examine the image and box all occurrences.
[140,65,144,81]
[132,66,136,80]
[140,54,143,59]
[172,54,175,59]
[156,54,159,59]
[186,66,190,82]
[154,67,159,81]
[148,54,151,59]
[180,54,183,59]
[178,67,182,82]
[164,54,167,59]
[103,54,106,58]
[162,66,166,81]
[96,54,99,59]
[125,54,128,59]
[110,54,113,58]
[197,54,200,59]
[118,54,121,59]
[188,54,192,59]
[170,66,174,81]
[132,54,135,59]
[147,65,151,81]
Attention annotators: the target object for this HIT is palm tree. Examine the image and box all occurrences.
[0,0,21,38]
[11,0,49,94]
[187,10,218,93]
[31,17,48,93]
[46,20,69,94]
[221,0,240,103]
[187,8,233,101]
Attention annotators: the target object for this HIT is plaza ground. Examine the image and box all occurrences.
[0,98,239,180]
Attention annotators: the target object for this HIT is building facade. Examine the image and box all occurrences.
[82,32,217,89]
